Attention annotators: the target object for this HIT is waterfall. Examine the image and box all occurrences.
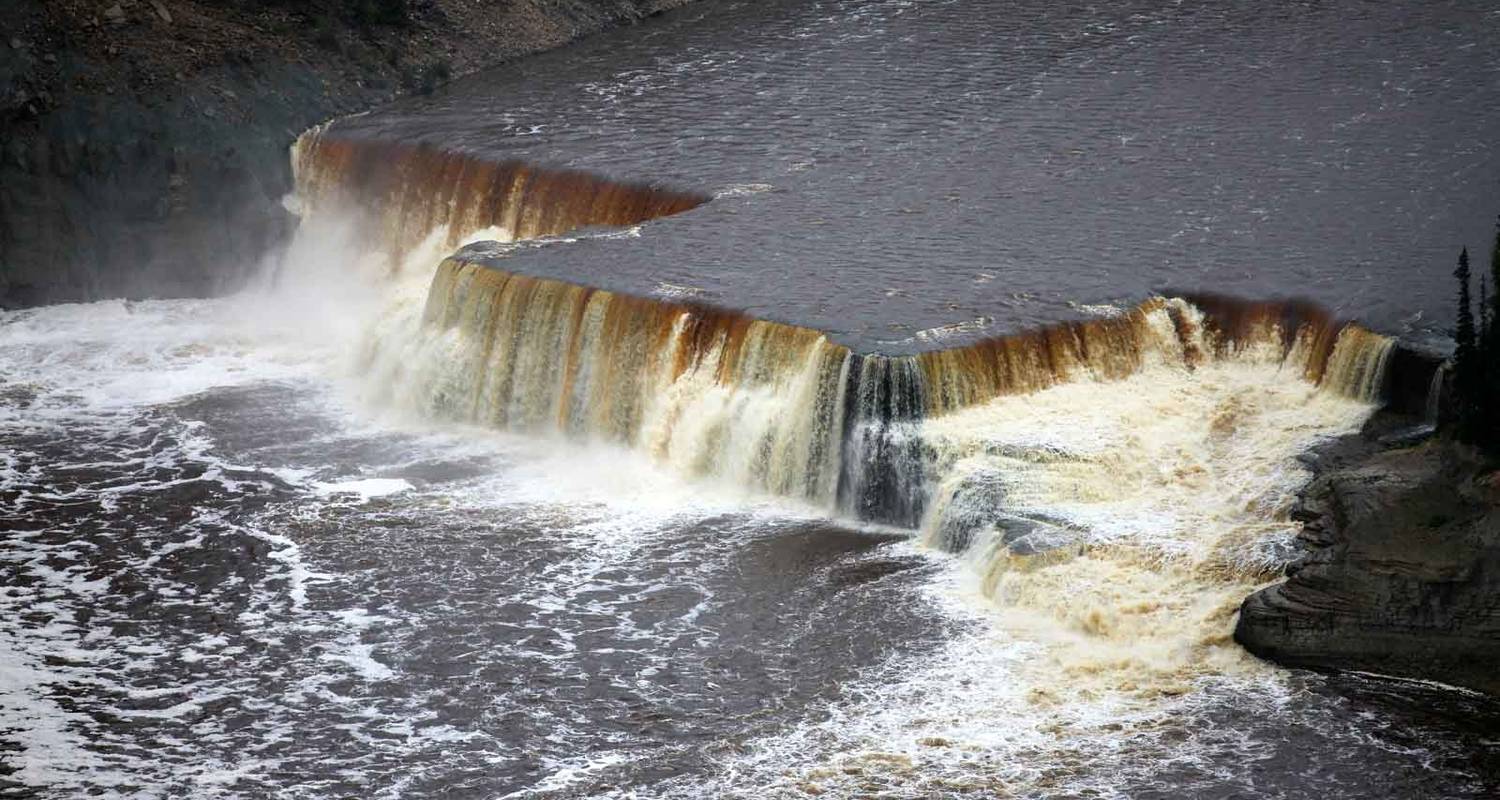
[837,355,929,526]
[1425,363,1448,427]
[282,131,1412,699]
[388,257,853,506]
[289,130,1403,577]
[392,254,1397,524]
[291,126,709,269]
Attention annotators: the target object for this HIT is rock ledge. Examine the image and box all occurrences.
[1236,433,1500,695]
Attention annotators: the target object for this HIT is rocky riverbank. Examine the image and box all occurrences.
[1236,416,1500,695]
[0,0,693,307]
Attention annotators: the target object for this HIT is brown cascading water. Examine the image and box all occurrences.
[410,257,852,505]
[915,301,1172,415]
[909,301,1399,705]
[379,264,1399,723]
[293,131,1416,748]
[292,126,710,268]
[915,294,1394,416]
[397,254,1396,532]
[290,132,1399,535]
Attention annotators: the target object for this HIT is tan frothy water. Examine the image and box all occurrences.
[921,305,1384,701]
[717,348,1383,798]
[288,134,1400,797]
[381,257,851,504]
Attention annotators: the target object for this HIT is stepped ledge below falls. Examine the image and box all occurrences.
[1235,414,1500,696]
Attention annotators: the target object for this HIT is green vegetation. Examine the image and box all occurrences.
[1451,217,1500,457]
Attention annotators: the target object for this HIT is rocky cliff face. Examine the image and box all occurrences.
[0,0,693,307]
[1236,435,1500,695]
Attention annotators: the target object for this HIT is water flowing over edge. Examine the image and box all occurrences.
[294,127,1399,580]
[293,125,1404,710]
[352,248,1399,736]
[398,257,1390,495]
[292,125,711,269]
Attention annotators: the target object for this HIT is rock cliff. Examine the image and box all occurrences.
[1236,433,1500,695]
[0,0,693,307]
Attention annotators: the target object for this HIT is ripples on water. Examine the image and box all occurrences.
[3,288,1497,799]
[333,0,1500,352]
[6,0,1500,797]
[0,298,949,797]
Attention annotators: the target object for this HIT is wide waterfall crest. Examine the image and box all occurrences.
[390,256,1394,523]
[292,131,1400,688]
[292,126,710,270]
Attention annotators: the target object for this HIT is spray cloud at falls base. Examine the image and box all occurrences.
[8,1,1497,794]
[294,124,1398,687]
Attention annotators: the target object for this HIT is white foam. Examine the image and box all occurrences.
[714,182,775,198]
[311,478,413,502]
[653,281,708,299]
[912,315,995,342]
[319,642,396,682]
[0,187,1446,800]
[512,750,634,798]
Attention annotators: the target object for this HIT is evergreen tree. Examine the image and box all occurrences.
[1482,272,1494,453]
[1491,217,1500,341]
[1454,247,1478,440]
[1482,274,1492,345]
[1486,219,1500,451]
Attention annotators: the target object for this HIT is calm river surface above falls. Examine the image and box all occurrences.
[331,0,1499,352]
[5,0,1500,798]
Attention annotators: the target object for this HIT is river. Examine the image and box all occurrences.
[3,0,1499,797]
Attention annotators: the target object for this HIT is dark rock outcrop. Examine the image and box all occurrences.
[0,0,693,308]
[1236,437,1500,694]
